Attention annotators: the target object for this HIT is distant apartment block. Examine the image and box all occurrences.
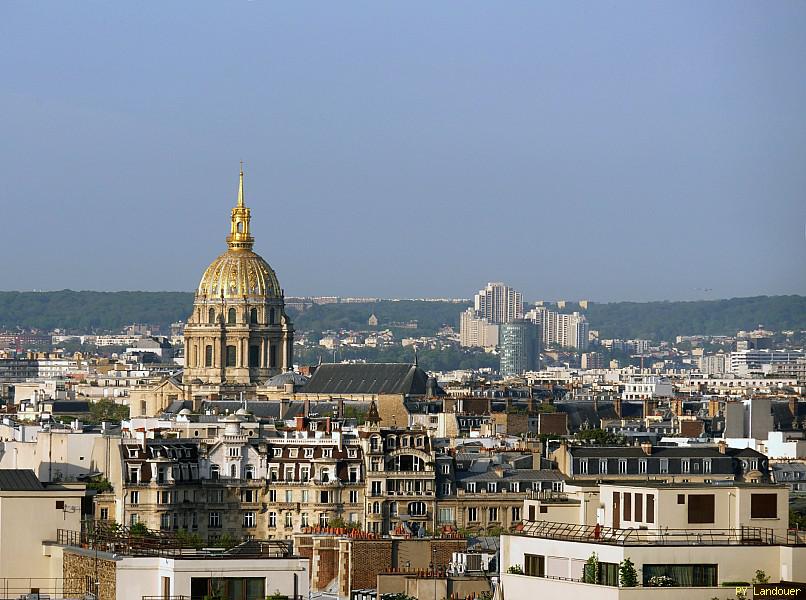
[525,307,589,350]
[474,282,523,324]
[459,308,499,349]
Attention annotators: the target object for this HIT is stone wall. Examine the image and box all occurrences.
[63,550,117,600]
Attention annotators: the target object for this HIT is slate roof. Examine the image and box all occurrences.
[302,363,441,396]
[0,469,44,491]
[554,401,643,430]
[50,401,91,413]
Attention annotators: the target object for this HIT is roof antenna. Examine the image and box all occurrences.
[414,346,418,367]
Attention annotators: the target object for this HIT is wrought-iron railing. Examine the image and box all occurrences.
[517,520,802,546]
[57,521,293,559]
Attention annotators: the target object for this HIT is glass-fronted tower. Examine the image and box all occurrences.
[499,319,539,377]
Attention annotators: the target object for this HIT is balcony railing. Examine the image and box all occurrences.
[517,520,804,547]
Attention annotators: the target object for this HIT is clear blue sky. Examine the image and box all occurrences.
[1,1,804,302]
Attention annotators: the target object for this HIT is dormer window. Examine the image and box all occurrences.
[304,448,314,459]
[273,448,283,458]
[466,482,477,493]
[322,448,333,459]
[289,449,299,459]
[387,437,396,450]
[348,449,358,458]
[487,482,497,493]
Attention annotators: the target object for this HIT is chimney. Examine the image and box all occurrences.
[717,440,727,454]
[642,398,651,419]
[338,398,345,420]
[280,398,289,420]
[672,398,683,417]
[790,398,798,418]
[640,441,652,455]
[304,398,311,418]
[325,417,332,434]
[295,416,305,432]
[709,398,720,418]
[613,397,622,418]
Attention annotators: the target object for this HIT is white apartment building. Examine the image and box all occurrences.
[699,352,729,375]
[621,376,673,401]
[525,307,589,350]
[500,481,803,599]
[459,308,499,349]
[730,349,805,376]
[474,282,523,324]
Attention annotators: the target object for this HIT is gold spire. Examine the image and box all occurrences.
[237,161,245,207]
[226,164,254,251]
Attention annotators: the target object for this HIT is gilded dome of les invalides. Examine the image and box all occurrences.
[196,167,281,300]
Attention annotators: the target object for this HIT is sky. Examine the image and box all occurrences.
[1,1,805,302]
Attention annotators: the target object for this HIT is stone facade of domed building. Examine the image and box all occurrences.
[182,168,294,401]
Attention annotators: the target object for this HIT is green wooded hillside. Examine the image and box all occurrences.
[0,291,803,341]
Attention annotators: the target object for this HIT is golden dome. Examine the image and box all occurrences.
[196,167,281,300]
[197,248,281,299]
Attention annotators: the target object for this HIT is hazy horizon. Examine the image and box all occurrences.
[2,2,805,302]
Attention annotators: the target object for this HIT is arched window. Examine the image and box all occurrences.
[237,222,243,233]
[208,308,216,324]
[269,308,276,324]
[227,308,236,324]
[205,345,213,367]
[245,465,255,480]
[250,308,258,324]
[230,464,237,478]
[210,465,220,480]
[226,345,237,367]
[321,468,330,483]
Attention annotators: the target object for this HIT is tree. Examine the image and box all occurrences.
[582,553,599,584]
[619,558,637,587]
[88,399,130,424]
[753,570,770,584]
[575,429,627,446]
[129,522,148,536]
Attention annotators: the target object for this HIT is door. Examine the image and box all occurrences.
[613,492,621,528]
[162,576,170,600]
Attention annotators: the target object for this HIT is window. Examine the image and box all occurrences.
[208,308,216,324]
[322,448,333,458]
[466,482,477,493]
[273,448,283,457]
[488,507,498,522]
[269,345,277,368]
[100,508,109,520]
[227,308,236,324]
[349,490,358,503]
[750,494,778,519]
[250,308,258,324]
[300,467,310,481]
[269,307,275,324]
[688,494,715,524]
[510,482,519,493]
[244,464,255,479]
[249,345,260,368]
[243,511,255,528]
[226,345,237,367]
[512,506,521,521]
[647,494,655,523]
[624,492,632,521]
[487,482,497,493]
[242,489,253,503]
[230,464,237,478]
[285,513,293,528]
[579,459,588,475]
[304,448,314,459]
[468,507,478,522]
[285,467,295,481]
[210,465,220,480]
[130,491,139,505]
[635,493,643,521]
[618,459,628,474]
[302,490,309,503]
[438,507,454,524]
[209,512,221,528]
[205,345,213,367]
[639,459,647,474]
[268,512,276,528]
[371,481,382,496]
[441,483,451,495]
[285,490,293,503]
[524,554,545,577]
[301,513,309,528]
[161,514,171,530]
[441,464,450,474]
[130,514,139,526]
[677,494,685,504]
[643,565,717,587]
[681,459,690,474]
[703,459,712,474]
[599,459,608,474]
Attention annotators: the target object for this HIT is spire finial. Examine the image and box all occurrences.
[237,162,245,207]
